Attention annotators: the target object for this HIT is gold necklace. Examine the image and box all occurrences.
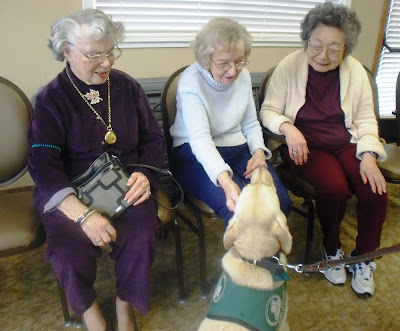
[65,67,117,144]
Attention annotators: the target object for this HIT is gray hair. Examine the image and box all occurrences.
[300,2,361,56]
[192,17,253,69]
[48,8,125,62]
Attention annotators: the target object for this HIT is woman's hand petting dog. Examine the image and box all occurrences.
[218,171,241,212]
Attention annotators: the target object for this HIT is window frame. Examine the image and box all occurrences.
[376,0,400,118]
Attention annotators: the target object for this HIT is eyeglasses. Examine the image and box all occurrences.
[211,58,249,71]
[68,43,123,64]
[308,39,345,58]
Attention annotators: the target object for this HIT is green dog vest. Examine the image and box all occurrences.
[207,272,286,331]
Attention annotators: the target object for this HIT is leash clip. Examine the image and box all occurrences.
[272,256,304,273]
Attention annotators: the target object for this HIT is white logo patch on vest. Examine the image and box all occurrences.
[212,274,227,303]
[265,294,282,326]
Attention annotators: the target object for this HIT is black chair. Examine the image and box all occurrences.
[155,188,185,302]
[160,66,222,297]
[0,77,72,327]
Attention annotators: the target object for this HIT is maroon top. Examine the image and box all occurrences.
[295,66,351,148]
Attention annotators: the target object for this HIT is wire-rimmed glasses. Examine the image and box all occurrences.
[210,58,249,71]
[68,42,122,64]
[308,39,345,58]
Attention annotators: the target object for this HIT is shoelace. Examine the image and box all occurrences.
[325,248,344,270]
[355,261,377,280]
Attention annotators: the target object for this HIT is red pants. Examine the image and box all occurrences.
[280,143,387,256]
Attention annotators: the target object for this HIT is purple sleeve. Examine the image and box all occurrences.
[28,85,73,207]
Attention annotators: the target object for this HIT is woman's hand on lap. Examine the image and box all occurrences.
[360,154,387,195]
[126,172,152,206]
[280,122,309,165]
[81,213,117,246]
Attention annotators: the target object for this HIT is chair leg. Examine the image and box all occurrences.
[304,198,315,264]
[291,197,315,263]
[56,279,73,327]
[171,218,185,303]
[192,210,207,298]
[176,207,207,298]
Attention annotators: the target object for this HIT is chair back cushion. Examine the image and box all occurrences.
[156,188,174,223]
[160,66,188,152]
[258,66,277,109]
[0,191,44,256]
[0,77,32,186]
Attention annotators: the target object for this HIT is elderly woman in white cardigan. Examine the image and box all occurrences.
[260,2,387,298]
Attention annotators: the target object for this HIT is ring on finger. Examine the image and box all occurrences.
[95,238,102,243]
[292,150,298,155]
[146,189,151,195]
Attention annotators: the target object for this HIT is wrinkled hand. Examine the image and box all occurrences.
[218,171,241,212]
[360,154,387,195]
[81,212,117,247]
[244,149,266,179]
[125,172,151,206]
[280,122,309,165]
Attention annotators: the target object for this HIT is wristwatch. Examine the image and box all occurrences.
[363,151,377,158]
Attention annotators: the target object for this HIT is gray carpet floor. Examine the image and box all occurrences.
[1,183,399,330]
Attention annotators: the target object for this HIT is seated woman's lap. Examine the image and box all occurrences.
[39,199,159,314]
[171,143,291,228]
[280,144,353,198]
[40,199,158,259]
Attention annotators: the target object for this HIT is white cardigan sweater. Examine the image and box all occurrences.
[260,50,386,162]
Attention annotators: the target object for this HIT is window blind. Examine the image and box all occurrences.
[376,0,400,117]
[83,0,349,48]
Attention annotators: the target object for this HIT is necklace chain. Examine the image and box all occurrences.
[65,67,112,131]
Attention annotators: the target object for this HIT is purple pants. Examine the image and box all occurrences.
[280,143,387,256]
[40,199,159,316]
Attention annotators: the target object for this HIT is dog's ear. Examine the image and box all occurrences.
[274,212,293,255]
[223,216,239,250]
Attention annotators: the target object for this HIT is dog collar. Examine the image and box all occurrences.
[240,253,289,282]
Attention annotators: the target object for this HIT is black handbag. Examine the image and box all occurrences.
[71,152,132,219]
[71,152,183,220]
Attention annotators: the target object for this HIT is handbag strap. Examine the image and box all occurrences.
[126,163,184,210]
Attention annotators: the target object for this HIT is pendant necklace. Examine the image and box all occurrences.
[66,67,117,144]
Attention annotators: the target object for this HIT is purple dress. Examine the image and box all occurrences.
[28,65,166,315]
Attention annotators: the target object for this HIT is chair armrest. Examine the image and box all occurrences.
[262,128,287,145]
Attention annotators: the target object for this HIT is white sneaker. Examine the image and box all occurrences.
[321,246,346,285]
[347,261,376,297]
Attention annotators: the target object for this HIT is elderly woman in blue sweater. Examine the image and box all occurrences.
[170,17,291,228]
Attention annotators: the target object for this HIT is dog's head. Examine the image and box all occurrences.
[223,166,292,260]
[250,163,275,190]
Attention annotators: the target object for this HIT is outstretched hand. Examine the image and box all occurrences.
[218,171,241,212]
[244,149,266,179]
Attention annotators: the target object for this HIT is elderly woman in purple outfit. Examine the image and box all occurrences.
[28,9,165,330]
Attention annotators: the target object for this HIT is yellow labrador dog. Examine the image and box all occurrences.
[199,166,292,331]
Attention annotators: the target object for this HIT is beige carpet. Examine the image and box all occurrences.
[0,183,399,330]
